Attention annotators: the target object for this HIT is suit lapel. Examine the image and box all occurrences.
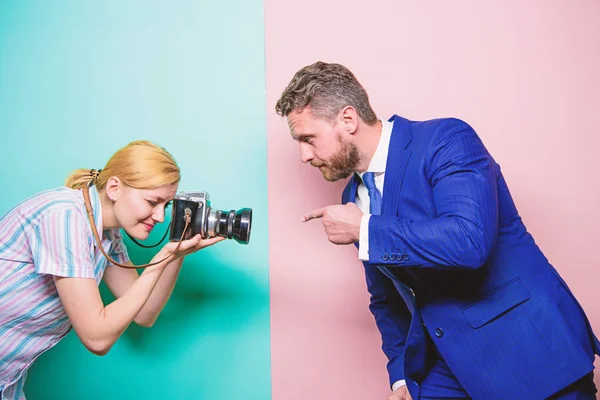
[341,173,360,205]
[345,115,412,250]
[381,115,412,216]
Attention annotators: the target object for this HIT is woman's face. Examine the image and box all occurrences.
[112,182,179,240]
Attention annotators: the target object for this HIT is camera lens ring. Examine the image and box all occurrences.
[206,208,219,238]
[227,210,235,239]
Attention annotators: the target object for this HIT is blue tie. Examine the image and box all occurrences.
[363,172,427,378]
[364,170,418,313]
[362,172,382,215]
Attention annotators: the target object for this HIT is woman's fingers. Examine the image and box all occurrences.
[163,235,226,258]
[196,236,225,250]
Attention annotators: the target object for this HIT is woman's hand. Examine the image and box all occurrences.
[161,234,225,261]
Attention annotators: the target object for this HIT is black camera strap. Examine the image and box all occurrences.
[82,184,190,269]
[125,227,169,249]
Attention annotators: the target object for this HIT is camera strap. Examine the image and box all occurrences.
[125,228,169,248]
[81,184,190,269]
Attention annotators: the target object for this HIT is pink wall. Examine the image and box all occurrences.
[266,1,600,398]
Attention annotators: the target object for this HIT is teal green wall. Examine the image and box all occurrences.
[0,2,270,399]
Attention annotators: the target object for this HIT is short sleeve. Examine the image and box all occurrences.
[30,208,95,278]
[108,229,130,265]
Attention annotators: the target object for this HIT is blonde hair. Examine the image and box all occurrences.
[65,140,180,190]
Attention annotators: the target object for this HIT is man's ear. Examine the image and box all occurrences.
[339,106,359,135]
[104,176,121,202]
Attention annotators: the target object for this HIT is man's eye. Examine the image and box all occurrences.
[302,137,313,144]
[147,200,158,207]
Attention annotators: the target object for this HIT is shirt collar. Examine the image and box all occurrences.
[87,184,121,242]
[357,118,394,179]
[87,185,103,233]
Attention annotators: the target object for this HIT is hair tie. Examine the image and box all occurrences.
[90,169,102,184]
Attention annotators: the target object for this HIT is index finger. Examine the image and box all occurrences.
[301,207,325,222]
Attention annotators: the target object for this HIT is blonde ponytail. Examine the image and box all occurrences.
[65,168,98,190]
[64,141,179,191]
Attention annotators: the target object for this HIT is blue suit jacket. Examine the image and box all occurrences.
[342,115,600,400]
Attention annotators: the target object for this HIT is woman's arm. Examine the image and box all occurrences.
[104,235,224,327]
[103,257,183,328]
[56,235,223,355]
[54,261,165,356]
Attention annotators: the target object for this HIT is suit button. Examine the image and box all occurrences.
[389,254,396,261]
[403,254,410,261]
[396,253,403,260]
[434,328,444,338]
[382,254,389,261]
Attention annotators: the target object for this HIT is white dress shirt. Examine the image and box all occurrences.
[356,118,392,261]
[354,119,406,391]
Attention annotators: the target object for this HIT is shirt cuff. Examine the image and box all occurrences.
[358,214,371,261]
[392,380,407,392]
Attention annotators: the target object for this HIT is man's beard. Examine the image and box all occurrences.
[313,134,361,182]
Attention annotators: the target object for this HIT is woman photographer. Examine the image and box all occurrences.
[0,140,223,399]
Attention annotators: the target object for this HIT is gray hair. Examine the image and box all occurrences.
[275,61,377,125]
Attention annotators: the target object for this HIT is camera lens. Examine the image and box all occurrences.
[217,210,235,238]
[210,207,252,244]
[232,208,252,244]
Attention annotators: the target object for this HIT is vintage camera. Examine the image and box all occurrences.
[169,191,252,244]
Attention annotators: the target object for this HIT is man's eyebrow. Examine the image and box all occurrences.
[293,133,313,141]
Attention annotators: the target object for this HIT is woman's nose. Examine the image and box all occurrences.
[153,207,165,223]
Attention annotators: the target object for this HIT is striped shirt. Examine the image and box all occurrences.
[0,185,129,399]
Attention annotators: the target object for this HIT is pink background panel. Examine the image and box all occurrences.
[266,1,600,398]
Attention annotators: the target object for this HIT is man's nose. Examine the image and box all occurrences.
[300,144,313,164]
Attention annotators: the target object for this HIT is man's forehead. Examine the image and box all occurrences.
[288,106,319,126]
[286,109,306,136]
[286,115,296,130]
[287,107,304,122]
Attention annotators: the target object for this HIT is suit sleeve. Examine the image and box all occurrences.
[368,119,499,269]
[363,264,412,387]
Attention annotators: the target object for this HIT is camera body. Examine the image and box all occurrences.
[169,191,252,244]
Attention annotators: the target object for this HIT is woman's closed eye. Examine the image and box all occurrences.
[147,199,172,209]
